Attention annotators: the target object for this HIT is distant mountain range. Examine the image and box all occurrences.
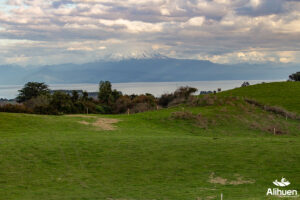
[0,58,298,85]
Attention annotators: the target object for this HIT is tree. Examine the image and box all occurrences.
[98,81,122,105]
[289,72,300,81]
[50,92,73,114]
[174,86,198,99]
[17,82,50,103]
[241,82,250,87]
[81,91,89,101]
[98,81,112,104]
[71,90,79,102]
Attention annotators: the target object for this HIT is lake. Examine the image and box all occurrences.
[0,80,283,99]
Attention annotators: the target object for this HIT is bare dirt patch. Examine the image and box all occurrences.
[209,172,227,185]
[78,118,120,131]
[79,121,90,125]
[92,118,120,130]
[209,173,254,185]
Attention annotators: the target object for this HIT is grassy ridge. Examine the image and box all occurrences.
[219,81,300,114]
[0,91,300,200]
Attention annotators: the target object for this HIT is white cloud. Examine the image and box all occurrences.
[99,19,164,33]
[0,0,299,65]
[185,16,205,26]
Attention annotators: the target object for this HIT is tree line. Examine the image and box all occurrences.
[0,81,198,115]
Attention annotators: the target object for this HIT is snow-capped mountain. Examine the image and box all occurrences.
[0,57,298,85]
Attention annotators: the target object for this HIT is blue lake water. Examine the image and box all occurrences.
[0,80,283,99]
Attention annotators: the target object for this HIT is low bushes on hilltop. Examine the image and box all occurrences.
[244,98,300,120]
[158,86,198,108]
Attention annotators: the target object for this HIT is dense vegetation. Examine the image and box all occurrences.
[1,81,197,115]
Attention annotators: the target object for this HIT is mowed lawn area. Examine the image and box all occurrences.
[0,82,300,200]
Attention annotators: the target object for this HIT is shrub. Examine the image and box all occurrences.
[241,82,250,87]
[24,95,50,110]
[158,86,197,108]
[289,72,300,81]
[132,95,156,106]
[174,86,198,99]
[158,93,174,107]
[131,103,154,113]
[113,96,132,114]
[0,104,33,113]
[244,98,300,120]
[50,92,73,114]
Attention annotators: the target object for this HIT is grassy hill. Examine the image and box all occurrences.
[220,81,300,114]
[0,83,300,199]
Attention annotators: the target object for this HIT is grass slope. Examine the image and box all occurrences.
[0,94,300,200]
[220,81,300,114]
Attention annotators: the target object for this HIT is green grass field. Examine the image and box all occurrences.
[0,82,300,200]
[220,81,300,114]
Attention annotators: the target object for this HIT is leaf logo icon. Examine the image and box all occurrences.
[273,178,290,187]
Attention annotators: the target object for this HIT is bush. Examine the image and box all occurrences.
[113,96,132,114]
[244,98,300,120]
[241,82,250,87]
[50,92,74,114]
[158,86,197,108]
[0,104,33,113]
[289,72,300,81]
[158,93,174,107]
[174,86,198,99]
[24,95,50,111]
[131,103,154,113]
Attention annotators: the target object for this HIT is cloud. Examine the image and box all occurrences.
[185,16,205,26]
[0,0,299,65]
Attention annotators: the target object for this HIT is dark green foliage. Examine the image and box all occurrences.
[50,92,74,114]
[0,104,33,113]
[16,82,50,103]
[289,72,300,81]
[98,81,113,104]
[81,91,89,101]
[97,81,123,113]
[158,93,174,107]
[158,86,198,107]
[174,86,198,99]
[241,81,250,87]
[5,82,197,115]
[71,90,79,102]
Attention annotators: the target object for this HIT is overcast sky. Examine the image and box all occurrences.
[0,0,300,66]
